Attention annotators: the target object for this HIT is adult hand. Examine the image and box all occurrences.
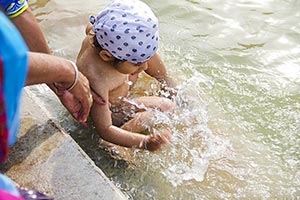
[52,71,93,125]
[90,87,107,105]
[26,52,95,125]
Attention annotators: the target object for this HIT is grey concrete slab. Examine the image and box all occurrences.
[0,87,127,200]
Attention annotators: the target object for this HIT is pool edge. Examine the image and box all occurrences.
[2,87,128,200]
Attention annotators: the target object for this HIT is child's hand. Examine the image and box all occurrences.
[143,129,172,152]
[159,85,178,100]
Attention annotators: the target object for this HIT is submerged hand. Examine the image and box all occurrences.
[144,129,172,152]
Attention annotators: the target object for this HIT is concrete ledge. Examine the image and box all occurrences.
[0,87,127,200]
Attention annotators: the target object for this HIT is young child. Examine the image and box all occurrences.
[77,0,175,152]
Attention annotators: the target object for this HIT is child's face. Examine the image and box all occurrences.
[115,61,148,75]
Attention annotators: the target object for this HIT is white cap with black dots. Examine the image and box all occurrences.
[90,0,159,64]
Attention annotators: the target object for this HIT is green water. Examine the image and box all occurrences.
[30,0,300,199]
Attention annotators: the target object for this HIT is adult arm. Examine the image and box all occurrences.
[26,52,92,123]
[11,7,50,54]
[12,7,103,122]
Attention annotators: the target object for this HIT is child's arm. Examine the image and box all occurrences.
[145,53,177,98]
[90,95,171,151]
[145,53,176,87]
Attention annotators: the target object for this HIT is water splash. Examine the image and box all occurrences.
[136,72,233,188]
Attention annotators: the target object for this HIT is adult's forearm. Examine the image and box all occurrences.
[26,52,75,87]
[11,7,51,54]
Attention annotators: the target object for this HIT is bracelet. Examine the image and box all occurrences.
[143,136,148,150]
[66,60,79,91]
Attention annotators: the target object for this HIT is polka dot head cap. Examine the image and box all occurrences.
[90,0,159,64]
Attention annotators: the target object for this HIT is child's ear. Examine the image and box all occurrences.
[99,50,114,61]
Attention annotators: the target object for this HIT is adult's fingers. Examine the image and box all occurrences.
[69,72,92,122]
[91,87,106,105]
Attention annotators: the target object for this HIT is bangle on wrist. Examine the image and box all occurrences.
[143,136,148,150]
[66,60,79,91]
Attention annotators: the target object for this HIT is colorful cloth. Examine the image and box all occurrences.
[90,0,159,64]
[0,11,28,162]
[0,0,28,18]
[18,188,53,200]
[0,190,23,200]
[0,174,21,198]
[0,11,53,200]
[0,56,9,163]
